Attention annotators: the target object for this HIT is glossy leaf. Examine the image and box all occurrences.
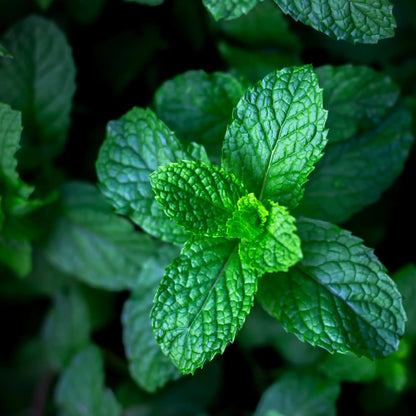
[222,65,328,208]
[274,0,396,44]
[258,218,406,359]
[202,0,258,20]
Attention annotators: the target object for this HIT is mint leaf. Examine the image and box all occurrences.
[226,193,269,241]
[151,160,246,237]
[0,16,76,168]
[202,0,258,21]
[239,200,302,273]
[42,287,91,370]
[55,345,121,416]
[296,108,414,223]
[0,233,32,277]
[274,0,396,44]
[222,65,328,208]
[122,245,181,392]
[42,181,159,290]
[96,107,202,244]
[255,369,340,416]
[0,44,12,59]
[155,70,245,162]
[317,65,399,143]
[151,236,258,374]
[257,218,406,359]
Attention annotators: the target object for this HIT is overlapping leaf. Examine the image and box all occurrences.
[151,160,246,237]
[203,0,258,20]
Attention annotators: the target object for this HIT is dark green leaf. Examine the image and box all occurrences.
[274,0,396,44]
[258,218,406,359]
[55,345,122,416]
[202,0,258,20]
[42,181,159,290]
[155,70,245,162]
[255,369,340,416]
[0,16,76,168]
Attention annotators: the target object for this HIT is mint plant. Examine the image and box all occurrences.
[96,64,407,375]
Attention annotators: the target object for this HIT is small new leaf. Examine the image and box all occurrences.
[151,160,246,237]
[274,0,396,44]
[151,236,258,374]
[239,200,302,274]
[222,65,328,208]
[257,218,406,359]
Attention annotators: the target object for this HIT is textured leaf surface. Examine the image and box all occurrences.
[317,65,399,143]
[155,70,245,162]
[96,107,198,244]
[55,345,121,416]
[152,236,258,374]
[202,0,258,20]
[42,181,158,290]
[296,108,414,223]
[257,218,406,359]
[255,370,340,416]
[42,287,91,369]
[239,201,302,273]
[274,0,396,44]
[122,245,181,392]
[0,16,76,168]
[222,65,327,208]
[151,160,246,237]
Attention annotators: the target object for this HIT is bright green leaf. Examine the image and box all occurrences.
[296,108,414,223]
[96,107,202,244]
[155,70,245,162]
[239,200,302,273]
[0,233,32,277]
[255,369,340,416]
[274,0,396,44]
[0,16,76,168]
[226,193,269,241]
[202,0,258,20]
[222,65,328,208]
[42,181,159,290]
[151,160,246,237]
[42,287,91,370]
[122,245,181,392]
[55,345,122,416]
[317,65,399,143]
[152,236,258,374]
[258,218,406,359]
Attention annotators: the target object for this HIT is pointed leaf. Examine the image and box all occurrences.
[222,65,328,208]
[202,0,258,21]
[96,107,201,244]
[152,236,258,374]
[0,16,76,168]
[42,182,159,290]
[150,160,246,237]
[239,200,302,273]
[257,218,406,359]
[274,0,396,44]
[55,345,121,416]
